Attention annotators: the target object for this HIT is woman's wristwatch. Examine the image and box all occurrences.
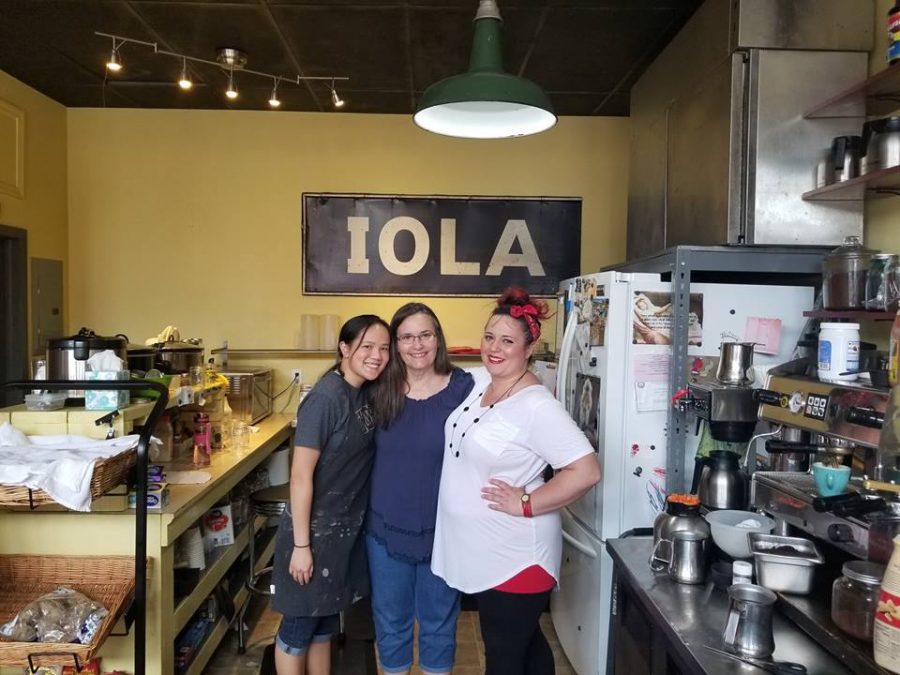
[521,492,533,518]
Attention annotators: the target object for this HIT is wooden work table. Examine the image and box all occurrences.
[0,411,294,675]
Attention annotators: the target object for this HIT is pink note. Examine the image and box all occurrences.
[744,317,782,355]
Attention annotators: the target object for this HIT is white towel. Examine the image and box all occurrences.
[0,423,140,511]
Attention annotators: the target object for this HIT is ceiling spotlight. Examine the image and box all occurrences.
[269,78,281,108]
[106,40,122,72]
[331,86,344,109]
[178,58,192,90]
[226,68,238,100]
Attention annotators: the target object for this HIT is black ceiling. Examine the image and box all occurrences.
[0,1,702,116]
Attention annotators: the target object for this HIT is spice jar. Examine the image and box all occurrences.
[823,236,876,310]
[832,560,885,641]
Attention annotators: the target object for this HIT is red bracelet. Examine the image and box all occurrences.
[521,493,533,518]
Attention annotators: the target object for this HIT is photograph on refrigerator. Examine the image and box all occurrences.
[632,291,704,346]
[574,373,601,450]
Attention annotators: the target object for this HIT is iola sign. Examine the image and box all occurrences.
[302,194,581,296]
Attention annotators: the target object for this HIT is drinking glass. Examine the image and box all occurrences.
[233,421,250,452]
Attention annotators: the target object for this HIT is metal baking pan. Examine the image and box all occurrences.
[749,533,824,595]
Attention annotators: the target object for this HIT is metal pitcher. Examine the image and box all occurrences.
[716,342,756,385]
[651,530,708,584]
[722,584,777,658]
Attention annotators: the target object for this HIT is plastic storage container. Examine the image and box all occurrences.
[832,561,885,642]
[822,236,875,310]
[23,392,67,411]
[818,323,860,383]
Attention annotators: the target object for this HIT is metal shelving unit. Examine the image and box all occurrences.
[602,245,830,495]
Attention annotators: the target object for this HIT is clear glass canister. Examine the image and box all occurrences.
[832,560,885,641]
[866,253,900,312]
[823,236,876,310]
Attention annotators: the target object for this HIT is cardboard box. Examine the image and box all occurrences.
[202,504,235,548]
[85,370,130,410]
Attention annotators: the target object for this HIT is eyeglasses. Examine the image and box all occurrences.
[398,330,436,345]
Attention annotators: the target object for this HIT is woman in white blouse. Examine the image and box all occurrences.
[432,287,601,675]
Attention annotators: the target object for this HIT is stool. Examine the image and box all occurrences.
[237,484,289,653]
[237,483,347,653]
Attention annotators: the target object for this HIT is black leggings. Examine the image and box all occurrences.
[474,589,555,675]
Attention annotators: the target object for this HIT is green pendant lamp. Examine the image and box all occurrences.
[414,0,557,139]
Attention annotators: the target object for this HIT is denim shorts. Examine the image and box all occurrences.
[276,614,340,656]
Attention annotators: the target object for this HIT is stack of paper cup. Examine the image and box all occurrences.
[266,446,291,486]
[298,314,321,350]
[320,314,341,351]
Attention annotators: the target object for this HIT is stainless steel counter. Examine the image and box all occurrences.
[607,537,855,675]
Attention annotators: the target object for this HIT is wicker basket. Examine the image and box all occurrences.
[0,555,135,667]
[0,447,136,508]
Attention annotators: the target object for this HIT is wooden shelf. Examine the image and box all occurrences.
[173,518,250,632]
[801,165,900,202]
[802,310,896,321]
[805,61,900,119]
[210,347,333,356]
[182,615,228,675]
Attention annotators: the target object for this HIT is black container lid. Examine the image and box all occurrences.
[48,327,126,351]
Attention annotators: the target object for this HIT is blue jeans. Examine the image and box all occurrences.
[276,614,340,655]
[366,535,460,673]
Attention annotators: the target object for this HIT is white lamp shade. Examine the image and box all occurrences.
[414,101,557,139]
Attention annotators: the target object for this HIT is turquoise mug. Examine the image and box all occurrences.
[812,462,851,497]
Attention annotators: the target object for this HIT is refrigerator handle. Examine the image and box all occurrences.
[562,529,600,558]
[555,311,578,409]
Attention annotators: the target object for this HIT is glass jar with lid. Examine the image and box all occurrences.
[831,560,885,641]
[823,236,876,310]
[866,253,900,312]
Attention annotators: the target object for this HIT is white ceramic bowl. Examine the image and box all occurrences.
[705,510,775,559]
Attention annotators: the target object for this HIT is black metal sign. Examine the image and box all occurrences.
[302,193,581,296]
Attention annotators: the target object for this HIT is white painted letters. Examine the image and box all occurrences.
[346,217,370,274]
[379,217,429,276]
[485,219,546,276]
[440,218,480,275]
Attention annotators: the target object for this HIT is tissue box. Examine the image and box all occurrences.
[85,370,130,410]
[127,482,170,510]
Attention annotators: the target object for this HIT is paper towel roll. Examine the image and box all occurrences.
[298,314,321,350]
[320,314,341,351]
[266,446,291,486]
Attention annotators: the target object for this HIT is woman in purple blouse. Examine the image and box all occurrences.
[367,303,474,675]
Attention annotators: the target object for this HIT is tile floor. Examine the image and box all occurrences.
[206,596,576,675]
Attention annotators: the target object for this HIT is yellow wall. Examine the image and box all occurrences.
[0,70,68,352]
[867,0,900,253]
[67,110,629,383]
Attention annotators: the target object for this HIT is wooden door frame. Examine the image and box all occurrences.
[0,224,27,405]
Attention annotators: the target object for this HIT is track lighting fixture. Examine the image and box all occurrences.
[226,69,238,99]
[268,78,281,108]
[177,58,192,90]
[106,38,122,72]
[331,81,344,109]
[96,32,348,110]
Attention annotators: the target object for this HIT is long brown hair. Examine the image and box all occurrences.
[374,303,452,427]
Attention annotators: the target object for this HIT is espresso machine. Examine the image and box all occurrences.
[751,358,891,561]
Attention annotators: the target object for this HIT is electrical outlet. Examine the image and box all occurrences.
[291,369,302,383]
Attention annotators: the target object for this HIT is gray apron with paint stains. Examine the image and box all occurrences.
[271,377,375,617]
